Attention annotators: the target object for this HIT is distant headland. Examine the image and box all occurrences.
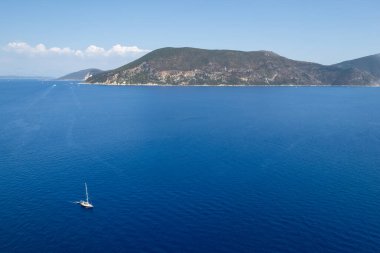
[57,68,103,81]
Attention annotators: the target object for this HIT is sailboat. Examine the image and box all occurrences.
[79,183,93,208]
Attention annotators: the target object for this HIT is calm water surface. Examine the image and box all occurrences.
[1,79,380,252]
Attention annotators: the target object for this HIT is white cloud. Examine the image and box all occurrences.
[4,42,150,57]
[108,44,148,55]
[85,45,106,56]
[6,42,37,54]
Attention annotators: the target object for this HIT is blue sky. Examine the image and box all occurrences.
[0,0,379,77]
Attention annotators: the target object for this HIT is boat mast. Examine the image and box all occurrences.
[85,183,89,203]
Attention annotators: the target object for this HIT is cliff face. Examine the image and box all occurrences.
[86,47,377,86]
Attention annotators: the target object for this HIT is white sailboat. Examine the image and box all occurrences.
[79,183,93,208]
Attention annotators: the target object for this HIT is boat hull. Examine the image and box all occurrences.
[79,201,93,208]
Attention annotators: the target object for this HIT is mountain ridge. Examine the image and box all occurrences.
[333,54,380,79]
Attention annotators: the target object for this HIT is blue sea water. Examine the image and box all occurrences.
[1,79,380,252]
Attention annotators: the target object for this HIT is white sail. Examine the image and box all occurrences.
[77,182,93,208]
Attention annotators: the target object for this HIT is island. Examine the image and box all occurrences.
[85,47,380,86]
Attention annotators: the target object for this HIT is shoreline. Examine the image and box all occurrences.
[79,82,380,88]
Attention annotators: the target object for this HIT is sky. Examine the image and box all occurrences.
[0,0,379,77]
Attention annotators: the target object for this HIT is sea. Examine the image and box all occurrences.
[1,79,380,253]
